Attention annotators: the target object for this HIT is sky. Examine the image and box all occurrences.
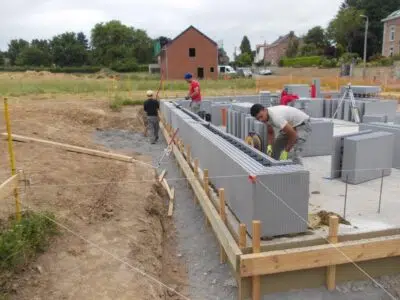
[0,0,344,59]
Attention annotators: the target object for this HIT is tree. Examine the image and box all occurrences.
[327,7,364,53]
[16,47,51,66]
[218,48,229,65]
[7,39,29,65]
[286,36,299,57]
[235,52,252,67]
[0,51,4,66]
[304,26,328,50]
[299,43,318,56]
[50,32,89,67]
[239,36,252,57]
[77,32,89,50]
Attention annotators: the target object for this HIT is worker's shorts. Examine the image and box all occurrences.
[190,101,201,115]
[272,120,312,165]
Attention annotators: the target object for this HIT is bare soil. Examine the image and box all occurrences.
[0,98,187,300]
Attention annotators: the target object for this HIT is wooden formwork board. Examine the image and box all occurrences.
[0,174,19,201]
[160,122,242,270]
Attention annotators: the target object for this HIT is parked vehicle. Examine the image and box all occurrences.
[259,68,273,76]
[218,65,237,75]
[237,68,253,78]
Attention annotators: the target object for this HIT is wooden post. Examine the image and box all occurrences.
[326,215,339,291]
[186,145,191,188]
[252,221,261,300]
[193,158,199,204]
[219,188,227,264]
[239,224,247,250]
[204,169,210,227]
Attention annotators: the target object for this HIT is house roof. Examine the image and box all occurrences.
[164,25,218,49]
[266,33,293,48]
[382,9,400,22]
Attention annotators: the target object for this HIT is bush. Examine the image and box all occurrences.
[0,211,58,271]
[339,52,360,64]
[280,56,322,67]
[320,57,338,68]
[110,58,139,73]
[110,95,144,111]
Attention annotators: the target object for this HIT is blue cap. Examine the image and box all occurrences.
[184,73,193,80]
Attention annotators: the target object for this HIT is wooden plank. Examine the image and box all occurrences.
[0,174,19,201]
[158,170,167,183]
[240,234,400,277]
[159,121,242,270]
[162,178,174,200]
[326,216,339,291]
[167,188,175,217]
[2,133,136,163]
[239,224,247,250]
[219,188,227,264]
[252,221,261,300]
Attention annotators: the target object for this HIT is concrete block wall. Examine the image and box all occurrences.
[211,103,231,126]
[330,130,373,179]
[359,123,400,169]
[362,114,388,123]
[341,132,394,184]
[364,101,398,122]
[340,85,381,98]
[284,84,310,98]
[302,119,334,157]
[160,102,310,237]
[394,112,400,125]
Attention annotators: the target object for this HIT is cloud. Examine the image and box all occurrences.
[0,0,342,58]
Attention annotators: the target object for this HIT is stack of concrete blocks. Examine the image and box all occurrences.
[341,132,394,184]
[292,98,324,118]
[362,114,388,123]
[340,85,381,98]
[359,123,400,169]
[284,84,310,98]
[330,130,374,179]
[363,101,398,122]
[301,119,334,157]
[210,103,231,126]
[167,107,309,237]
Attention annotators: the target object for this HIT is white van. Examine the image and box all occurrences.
[218,65,236,75]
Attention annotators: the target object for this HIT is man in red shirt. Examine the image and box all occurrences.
[184,73,202,114]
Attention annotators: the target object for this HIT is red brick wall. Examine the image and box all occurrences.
[382,18,400,57]
[264,39,290,66]
[162,28,218,80]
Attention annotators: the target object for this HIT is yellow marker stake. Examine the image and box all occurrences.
[3,98,21,221]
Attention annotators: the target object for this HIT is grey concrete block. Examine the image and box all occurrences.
[302,119,334,157]
[362,114,388,123]
[341,132,394,184]
[364,101,398,122]
[284,84,310,98]
[395,112,400,125]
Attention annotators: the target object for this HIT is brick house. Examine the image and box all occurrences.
[261,32,297,66]
[382,10,400,57]
[158,26,218,80]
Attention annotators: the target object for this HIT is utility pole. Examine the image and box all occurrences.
[361,14,369,79]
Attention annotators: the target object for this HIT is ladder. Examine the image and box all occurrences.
[332,84,361,124]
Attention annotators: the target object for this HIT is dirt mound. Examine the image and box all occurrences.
[309,210,350,229]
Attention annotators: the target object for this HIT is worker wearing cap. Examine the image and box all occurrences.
[184,73,202,114]
[143,90,160,144]
[250,104,311,165]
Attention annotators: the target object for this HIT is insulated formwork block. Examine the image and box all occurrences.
[341,132,394,184]
[330,130,373,179]
[359,123,400,169]
[284,84,310,98]
[324,99,332,118]
[364,101,398,122]
[302,119,334,157]
[362,114,388,123]
[211,103,231,126]
[395,113,400,125]
[343,100,351,121]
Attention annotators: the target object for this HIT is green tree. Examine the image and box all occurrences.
[327,7,364,53]
[50,32,89,67]
[218,48,229,65]
[7,39,29,65]
[15,47,51,66]
[0,51,4,66]
[304,26,328,50]
[286,33,299,58]
[299,43,318,56]
[235,52,252,67]
[239,36,252,57]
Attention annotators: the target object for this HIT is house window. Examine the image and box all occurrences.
[210,67,214,72]
[390,26,395,42]
[390,46,394,56]
[189,48,196,57]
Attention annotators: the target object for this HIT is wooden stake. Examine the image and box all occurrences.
[239,224,247,250]
[193,158,199,204]
[219,188,227,264]
[158,170,167,183]
[204,169,210,227]
[167,188,175,217]
[186,145,191,188]
[326,215,339,291]
[252,220,261,300]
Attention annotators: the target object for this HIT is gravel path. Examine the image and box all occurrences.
[94,128,400,300]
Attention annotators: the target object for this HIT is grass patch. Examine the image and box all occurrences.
[0,211,58,271]
[110,95,144,111]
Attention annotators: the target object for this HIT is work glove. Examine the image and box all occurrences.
[279,150,288,161]
[185,96,190,100]
[266,145,273,156]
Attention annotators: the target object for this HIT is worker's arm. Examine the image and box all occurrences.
[281,123,297,152]
[190,87,199,98]
[267,124,275,146]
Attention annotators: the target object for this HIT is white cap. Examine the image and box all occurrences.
[146,90,154,97]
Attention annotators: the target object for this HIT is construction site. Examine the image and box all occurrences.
[1,74,400,300]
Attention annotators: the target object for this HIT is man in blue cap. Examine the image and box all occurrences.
[184,73,202,114]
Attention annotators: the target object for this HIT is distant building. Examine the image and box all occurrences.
[257,32,298,66]
[382,10,400,57]
[157,26,218,80]
[254,43,267,64]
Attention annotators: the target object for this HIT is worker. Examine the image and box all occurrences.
[280,89,299,106]
[250,104,312,165]
[184,73,202,114]
[143,90,160,144]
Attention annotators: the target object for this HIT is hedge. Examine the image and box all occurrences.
[280,56,322,67]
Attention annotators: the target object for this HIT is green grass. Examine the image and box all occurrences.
[110,95,144,111]
[0,211,58,271]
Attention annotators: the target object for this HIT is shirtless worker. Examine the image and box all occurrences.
[250,104,312,165]
[184,73,202,115]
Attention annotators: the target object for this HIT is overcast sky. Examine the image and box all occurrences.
[0,0,343,58]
